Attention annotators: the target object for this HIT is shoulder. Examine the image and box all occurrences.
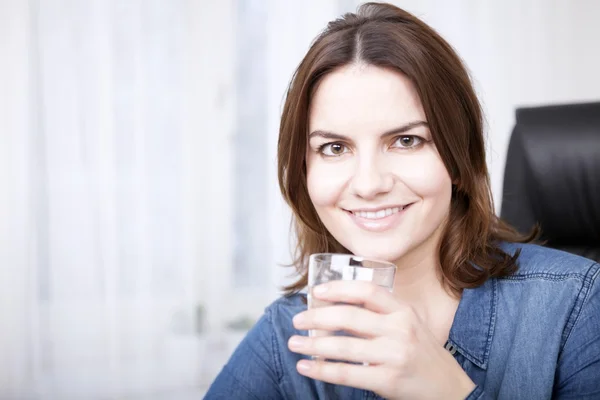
[475,244,600,396]
[205,295,308,398]
[500,242,599,278]
[494,242,600,344]
[265,293,308,329]
[239,293,306,348]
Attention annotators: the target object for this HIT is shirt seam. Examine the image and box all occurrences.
[500,272,586,281]
[482,278,498,367]
[268,305,285,383]
[222,366,264,400]
[465,384,485,399]
[560,262,600,350]
[450,279,497,369]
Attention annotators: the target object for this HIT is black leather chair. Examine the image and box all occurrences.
[500,102,600,262]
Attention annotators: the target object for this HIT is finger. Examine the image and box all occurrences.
[311,280,398,314]
[293,304,388,337]
[296,359,382,393]
[288,335,398,365]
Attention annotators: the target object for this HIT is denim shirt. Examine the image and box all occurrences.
[205,243,600,399]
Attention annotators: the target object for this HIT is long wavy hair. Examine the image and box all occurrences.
[277,2,537,297]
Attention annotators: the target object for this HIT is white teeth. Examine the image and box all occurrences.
[353,206,404,220]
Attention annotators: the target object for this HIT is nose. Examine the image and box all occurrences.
[349,155,394,200]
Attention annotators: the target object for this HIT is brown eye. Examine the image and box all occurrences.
[320,142,348,156]
[330,143,344,154]
[400,136,414,146]
[392,135,422,149]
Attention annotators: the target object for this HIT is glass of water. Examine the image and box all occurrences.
[307,253,396,343]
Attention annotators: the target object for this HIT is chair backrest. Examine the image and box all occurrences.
[500,102,600,262]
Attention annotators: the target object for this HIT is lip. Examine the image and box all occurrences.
[345,203,413,232]
[346,204,407,213]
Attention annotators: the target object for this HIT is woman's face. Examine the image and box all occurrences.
[306,65,452,266]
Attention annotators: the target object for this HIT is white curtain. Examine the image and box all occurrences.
[1,0,599,398]
[0,0,230,398]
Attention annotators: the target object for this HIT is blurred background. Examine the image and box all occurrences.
[0,0,599,398]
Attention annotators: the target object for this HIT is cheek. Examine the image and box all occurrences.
[397,153,452,199]
[306,159,349,208]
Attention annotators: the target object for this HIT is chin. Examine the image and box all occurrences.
[356,250,404,264]
[345,235,410,264]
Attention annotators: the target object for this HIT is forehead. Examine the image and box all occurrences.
[309,65,426,135]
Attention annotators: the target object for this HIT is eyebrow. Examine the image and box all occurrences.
[308,120,429,141]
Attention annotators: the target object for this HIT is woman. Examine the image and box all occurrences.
[205,3,600,399]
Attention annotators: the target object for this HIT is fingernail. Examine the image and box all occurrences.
[288,336,305,349]
[297,360,312,372]
[313,284,328,294]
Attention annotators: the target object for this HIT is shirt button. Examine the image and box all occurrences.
[444,341,457,355]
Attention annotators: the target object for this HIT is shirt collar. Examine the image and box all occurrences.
[448,277,497,370]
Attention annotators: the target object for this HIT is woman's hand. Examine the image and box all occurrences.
[288,280,476,400]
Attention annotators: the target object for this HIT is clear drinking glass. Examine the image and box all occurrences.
[307,253,396,342]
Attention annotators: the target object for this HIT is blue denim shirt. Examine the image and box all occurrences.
[205,243,600,399]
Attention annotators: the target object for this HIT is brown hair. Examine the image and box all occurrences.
[277,2,537,296]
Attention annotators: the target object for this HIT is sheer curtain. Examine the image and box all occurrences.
[0,0,214,398]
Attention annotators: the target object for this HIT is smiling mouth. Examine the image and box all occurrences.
[344,204,414,220]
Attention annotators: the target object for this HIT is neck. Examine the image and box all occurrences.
[390,232,460,326]
[392,247,447,303]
